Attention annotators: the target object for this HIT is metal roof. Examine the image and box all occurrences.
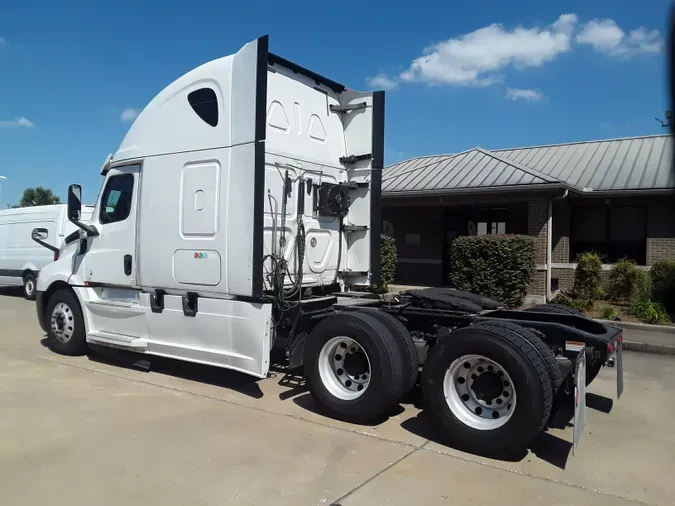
[383,134,675,195]
[382,148,559,195]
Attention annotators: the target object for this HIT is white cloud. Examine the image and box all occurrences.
[576,19,662,57]
[366,74,399,90]
[120,108,140,122]
[506,88,544,101]
[0,117,34,128]
[0,37,7,47]
[400,14,578,87]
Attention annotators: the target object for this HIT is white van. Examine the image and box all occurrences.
[0,204,93,299]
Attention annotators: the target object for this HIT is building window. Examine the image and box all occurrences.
[570,205,646,264]
[188,88,219,127]
[470,208,506,236]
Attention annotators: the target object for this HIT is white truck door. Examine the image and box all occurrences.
[80,165,139,287]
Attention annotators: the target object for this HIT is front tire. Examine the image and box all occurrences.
[45,289,88,356]
[303,311,408,424]
[22,273,36,301]
[423,325,553,457]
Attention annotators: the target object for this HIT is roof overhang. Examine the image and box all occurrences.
[382,182,573,199]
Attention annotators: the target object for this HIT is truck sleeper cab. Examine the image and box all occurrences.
[34,35,624,458]
[35,35,382,379]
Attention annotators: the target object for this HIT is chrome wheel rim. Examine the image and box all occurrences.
[443,354,516,430]
[318,336,371,400]
[51,302,75,343]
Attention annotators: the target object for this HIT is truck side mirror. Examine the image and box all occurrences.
[31,228,49,241]
[67,184,82,222]
[31,227,59,256]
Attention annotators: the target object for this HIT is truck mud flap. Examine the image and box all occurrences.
[573,346,587,456]
[616,340,624,399]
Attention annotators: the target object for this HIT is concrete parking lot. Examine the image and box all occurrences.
[1,288,674,505]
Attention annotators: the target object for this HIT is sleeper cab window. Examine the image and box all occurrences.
[100,174,134,225]
[188,88,218,127]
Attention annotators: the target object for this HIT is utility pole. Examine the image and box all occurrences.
[0,176,5,208]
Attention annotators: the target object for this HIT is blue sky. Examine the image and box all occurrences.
[0,0,670,207]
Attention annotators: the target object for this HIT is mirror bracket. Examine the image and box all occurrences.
[31,228,59,254]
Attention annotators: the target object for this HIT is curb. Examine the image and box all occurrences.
[623,340,675,356]
[594,319,675,334]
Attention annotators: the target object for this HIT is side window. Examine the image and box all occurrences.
[188,88,218,127]
[99,174,134,225]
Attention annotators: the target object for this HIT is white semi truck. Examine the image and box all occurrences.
[33,35,623,456]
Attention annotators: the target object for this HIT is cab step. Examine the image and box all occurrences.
[87,331,149,352]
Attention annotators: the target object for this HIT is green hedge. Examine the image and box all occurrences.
[350,234,397,295]
[650,260,675,313]
[607,258,640,301]
[573,251,603,302]
[449,234,535,308]
[380,234,397,290]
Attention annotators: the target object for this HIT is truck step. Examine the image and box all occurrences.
[335,291,380,299]
[339,153,372,164]
[338,270,369,277]
[329,102,367,113]
[348,181,370,189]
[343,225,369,232]
[87,331,149,352]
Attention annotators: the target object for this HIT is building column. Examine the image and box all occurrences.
[527,198,549,299]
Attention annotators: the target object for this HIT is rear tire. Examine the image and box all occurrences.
[303,311,408,424]
[22,273,36,301]
[45,289,88,356]
[358,309,419,397]
[475,320,562,391]
[422,324,553,457]
[522,303,603,386]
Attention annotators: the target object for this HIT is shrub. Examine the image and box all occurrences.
[601,305,619,320]
[379,234,397,290]
[351,234,397,295]
[631,269,652,304]
[572,251,603,301]
[570,297,595,312]
[607,258,639,301]
[450,234,535,307]
[631,299,671,325]
[650,260,675,313]
[551,290,594,312]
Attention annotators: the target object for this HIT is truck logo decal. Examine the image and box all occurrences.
[194,252,208,259]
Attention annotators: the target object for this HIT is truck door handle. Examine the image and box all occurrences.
[124,254,132,276]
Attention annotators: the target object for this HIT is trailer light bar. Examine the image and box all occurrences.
[607,333,622,354]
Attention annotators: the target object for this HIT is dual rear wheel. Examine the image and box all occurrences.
[304,313,556,456]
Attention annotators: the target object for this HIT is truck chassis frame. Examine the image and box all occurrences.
[273,288,624,457]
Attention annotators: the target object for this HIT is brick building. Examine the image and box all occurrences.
[381,135,675,303]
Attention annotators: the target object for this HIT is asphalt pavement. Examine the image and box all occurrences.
[1,288,674,505]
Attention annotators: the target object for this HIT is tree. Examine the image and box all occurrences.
[14,187,61,207]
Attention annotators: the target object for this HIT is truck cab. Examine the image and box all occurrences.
[35,35,384,379]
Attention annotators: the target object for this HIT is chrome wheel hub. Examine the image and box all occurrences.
[318,336,371,401]
[51,302,74,343]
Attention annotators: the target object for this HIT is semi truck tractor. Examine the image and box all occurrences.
[32,35,623,457]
